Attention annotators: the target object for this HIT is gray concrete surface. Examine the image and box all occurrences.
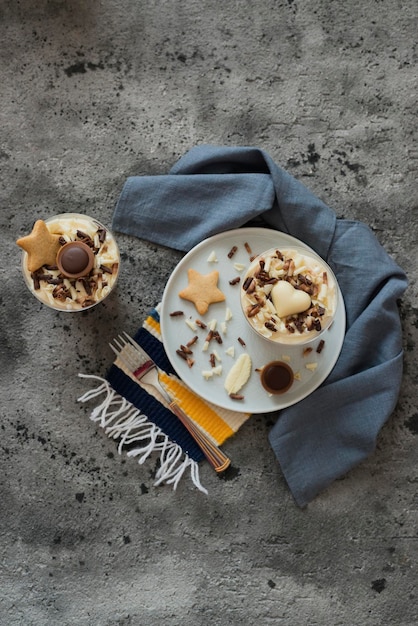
[1,1,417,624]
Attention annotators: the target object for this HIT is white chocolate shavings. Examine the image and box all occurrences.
[225,307,233,321]
[208,319,217,331]
[305,362,318,372]
[207,250,218,263]
[221,321,227,334]
[185,318,197,331]
[233,262,246,271]
[203,365,223,378]
[212,350,221,362]
[225,346,235,357]
[224,353,252,395]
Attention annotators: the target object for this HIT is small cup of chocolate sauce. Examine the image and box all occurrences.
[260,360,294,394]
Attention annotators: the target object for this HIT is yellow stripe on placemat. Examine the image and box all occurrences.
[159,371,251,445]
[143,315,161,338]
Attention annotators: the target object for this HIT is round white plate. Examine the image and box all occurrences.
[160,227,346,413]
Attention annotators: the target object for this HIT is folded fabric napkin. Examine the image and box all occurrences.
[78,306,250,494]
[110,144,407,507]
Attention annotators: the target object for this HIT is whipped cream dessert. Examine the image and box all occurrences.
[241,247,337,344]
[20,213,120,311]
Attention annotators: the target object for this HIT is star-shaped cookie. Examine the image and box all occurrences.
[16,220,62,272]
[179,268,226,315]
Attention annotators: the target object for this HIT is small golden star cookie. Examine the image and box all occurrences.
[16,220,62,272]
[179,268,226,315]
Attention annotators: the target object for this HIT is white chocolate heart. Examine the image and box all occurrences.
[271,280,311,318]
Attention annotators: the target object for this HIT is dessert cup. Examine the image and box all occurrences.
[241,246,338,346]
[20,213,120,312]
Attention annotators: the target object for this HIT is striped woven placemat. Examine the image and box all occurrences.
[78,306,251,493]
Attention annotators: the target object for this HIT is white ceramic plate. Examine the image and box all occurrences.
[160,227,345,413]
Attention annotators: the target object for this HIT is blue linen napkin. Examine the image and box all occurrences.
[113,144,407,507]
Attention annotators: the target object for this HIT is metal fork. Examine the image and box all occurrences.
[109,332,231,473]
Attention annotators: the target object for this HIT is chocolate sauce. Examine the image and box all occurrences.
[260,361,294,394]
[57,241,95,278]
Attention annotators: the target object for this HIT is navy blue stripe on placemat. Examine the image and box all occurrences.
[133,326,176,375]
[106,364,204,462]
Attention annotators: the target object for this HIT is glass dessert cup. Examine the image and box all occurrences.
[20,213,120,312]
[240,245,338,347]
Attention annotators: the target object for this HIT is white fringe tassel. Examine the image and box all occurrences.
[77,373,208,495]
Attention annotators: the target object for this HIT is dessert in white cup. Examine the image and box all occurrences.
[241,246,337,345]
[18,213,120,311]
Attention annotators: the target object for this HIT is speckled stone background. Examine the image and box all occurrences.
[1,1,417,625]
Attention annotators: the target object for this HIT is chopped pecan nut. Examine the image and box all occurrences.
[176,349,190,361]
[205,329,214,343]
[80,297,96,308]
[242,276,253,291]
[247,303,261,317]
[53,284,72,301]
[316,339,325,353]
[213,331,223,344]
[97,227,107,244]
